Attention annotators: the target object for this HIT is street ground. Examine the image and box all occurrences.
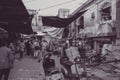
[8,53,120,80]
[9,55,45,80]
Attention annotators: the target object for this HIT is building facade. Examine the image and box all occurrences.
[58,8,70,18]
[69,0,120,53]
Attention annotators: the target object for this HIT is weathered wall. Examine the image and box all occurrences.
[83,4,97,28]
[83,0,117,35]
[116,0,120,39]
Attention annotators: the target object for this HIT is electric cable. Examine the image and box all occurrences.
[39,0,76,11]
[1,0,76,11]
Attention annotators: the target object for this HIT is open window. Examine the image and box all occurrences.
[100,2,112,21]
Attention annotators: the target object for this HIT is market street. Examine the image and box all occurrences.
[8,53,120,80]
[9,55,45,80]
[1,0,120,80]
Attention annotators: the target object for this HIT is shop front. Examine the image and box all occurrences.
[93,35,116,54]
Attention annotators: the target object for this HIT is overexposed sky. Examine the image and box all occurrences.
[22,0,87,16]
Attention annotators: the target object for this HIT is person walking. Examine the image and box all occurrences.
[0,39,14,80]
[19,39,25,60]
[33,40,40,58]
[25,40,31,56]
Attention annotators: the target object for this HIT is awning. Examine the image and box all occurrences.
[42,10,87,28]
[43,27,64,39]
[0,0,33,34]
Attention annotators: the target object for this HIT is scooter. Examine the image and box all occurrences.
[45,67,65,80]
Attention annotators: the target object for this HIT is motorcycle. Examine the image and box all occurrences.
[45,67,65,80]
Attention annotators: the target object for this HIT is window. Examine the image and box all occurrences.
[91,12,95,19]
[100,2,112,21]
[79,16,84,28]
[77,16,84,33]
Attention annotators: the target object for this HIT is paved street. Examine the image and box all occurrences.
[8,54,62,80]
[8,53,120,80]
[9,55,45,80]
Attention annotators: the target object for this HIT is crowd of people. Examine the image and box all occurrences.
[0,27,63,80]
[0,28,44,80]
[0,27,114,80]
[7,37,47,60]
[0,28,14,80]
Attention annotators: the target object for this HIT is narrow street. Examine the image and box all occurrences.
[8,53,120,80]
[9,55,45,80]
[8,54,62,80]
[1,0,120,80]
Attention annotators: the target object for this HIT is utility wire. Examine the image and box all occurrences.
[1,0,76,11]
[0,0,85,13]
[38,0,77,11]
[24,0,77,11]
[36,1,85,12]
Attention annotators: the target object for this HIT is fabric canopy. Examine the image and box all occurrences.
[0,0,33,34]
[42,10,87,28]
[43,27,64,39]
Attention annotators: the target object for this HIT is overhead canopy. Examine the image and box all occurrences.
[43,27,64,39]
[42,10,87,28]
[0,0,33,34]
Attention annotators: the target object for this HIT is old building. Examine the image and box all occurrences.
[69,0,120,53]
[58,8,70,18]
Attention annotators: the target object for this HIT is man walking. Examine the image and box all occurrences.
[0,39,14,80]
[19,39,25,60]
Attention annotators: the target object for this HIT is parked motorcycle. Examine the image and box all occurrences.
[45,67,65,80]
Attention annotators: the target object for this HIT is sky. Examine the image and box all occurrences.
[22,0,87,16]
